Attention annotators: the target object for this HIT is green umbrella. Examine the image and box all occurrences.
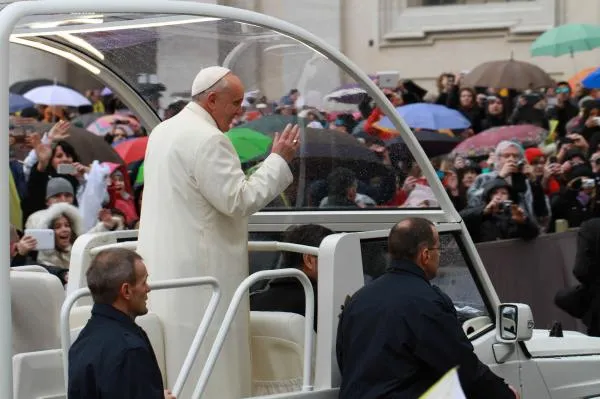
[225,128,273,163]
[235,114,297,136]
[531,24,600,57]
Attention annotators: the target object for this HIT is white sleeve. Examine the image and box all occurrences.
[193,134,293,218]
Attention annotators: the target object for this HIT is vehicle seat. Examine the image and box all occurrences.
[13,348,65,399]
[69,308,167,387]
[11,270,64,355]
[250,311,315,396]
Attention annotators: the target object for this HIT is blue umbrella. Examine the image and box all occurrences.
[582,67,600,89]
[375,103,471,131]
[9,92,34,113]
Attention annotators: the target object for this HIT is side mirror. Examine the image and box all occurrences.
[496,303,534,343]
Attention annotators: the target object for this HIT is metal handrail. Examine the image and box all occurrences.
[59,277,221,395]
[191,268,315,398]
[248,241,319,256]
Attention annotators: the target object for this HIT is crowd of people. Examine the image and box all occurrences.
[7,71,600,283]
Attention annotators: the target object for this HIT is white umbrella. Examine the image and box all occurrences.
[23,85,91,107]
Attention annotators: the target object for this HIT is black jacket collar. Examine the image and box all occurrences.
[91,303,139,333]
[388,259,429,282]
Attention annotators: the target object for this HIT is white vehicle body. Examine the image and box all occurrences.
[2,2,600,399]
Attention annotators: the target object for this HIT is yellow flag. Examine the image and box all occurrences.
[9,171,22,231]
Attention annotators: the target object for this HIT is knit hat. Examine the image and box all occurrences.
[46,177,74,200]
[524,147,544,164]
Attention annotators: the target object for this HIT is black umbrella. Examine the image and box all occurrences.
[386,129,461,158]
[31,123,123,165]
[71,112,105,129]
[237,114,298,135]
[9,79,76,95]
[291,128,390,181]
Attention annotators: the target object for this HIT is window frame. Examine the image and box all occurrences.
[378,0,556,41]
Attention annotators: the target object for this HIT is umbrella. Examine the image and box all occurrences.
[87,114,142,136]
[386,129,461,158]
[568,67,597,91]
[451,125,548,158]
[9,79,75,95]
[71,112,105,129]
[324,84,367,105]
[114,136,149,164]
[290,128,390,180]
[23,85,91,107]
[461,59,554,90]
[236,114,298,135]
[582,67,600,89]
[374,103,471,131]
[225,128,273,163]
[9,92,34,113]
[32,123,123,165]
[531,24,600,57]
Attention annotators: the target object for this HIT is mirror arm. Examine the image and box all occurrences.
[492,342,515,364]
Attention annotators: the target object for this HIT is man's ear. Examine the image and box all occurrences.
[120,283,131,300]
[303,253,316,271]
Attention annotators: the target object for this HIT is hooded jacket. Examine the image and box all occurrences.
[29,202,84,269]
[461,178,539,243]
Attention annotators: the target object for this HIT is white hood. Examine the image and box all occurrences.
[30,203,84,237]
[526,330,600,357]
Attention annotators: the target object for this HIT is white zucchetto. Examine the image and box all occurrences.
[190,66,231,96]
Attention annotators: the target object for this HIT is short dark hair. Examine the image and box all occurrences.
[281,224,334,268]
[86,248,142,304]
[388,218,436,261]
[328,167,357,197]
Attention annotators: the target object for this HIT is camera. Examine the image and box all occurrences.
[582,178,595,189]
[498,200,513,212]
[517,159,525,172]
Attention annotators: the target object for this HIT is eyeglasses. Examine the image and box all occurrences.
[555,87,570,94]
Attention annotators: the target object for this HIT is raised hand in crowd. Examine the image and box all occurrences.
[48,120,71,142]
[98,209,118,230]
[454,156,465,170]
[498,159,519,179]
[511,204,527,224]
[164,389,176,399]
[402,176,419,195]
[16,235,37,256]
[72,162,91,178]
[483,196,502,215]
[35,142,53,172]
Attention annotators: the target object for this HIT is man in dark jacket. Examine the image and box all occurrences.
[336,217,517,398]
[68,248,175,399]
[461,178,539,243]
[250,224,333,331]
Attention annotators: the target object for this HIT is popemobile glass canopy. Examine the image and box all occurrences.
[4,4,459,222]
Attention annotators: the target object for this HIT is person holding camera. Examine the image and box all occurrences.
[549,160,600,232]
[467,141,546,226]
[461,179,539,243]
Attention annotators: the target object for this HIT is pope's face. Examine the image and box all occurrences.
[206,74,245,131]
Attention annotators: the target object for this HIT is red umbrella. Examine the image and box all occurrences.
[451,125,548,158]
[114,136,148,164]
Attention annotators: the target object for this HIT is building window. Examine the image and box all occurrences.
[407,0,534,5]
[379,0,555,41]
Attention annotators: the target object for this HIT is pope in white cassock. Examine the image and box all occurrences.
[137,66,300,398]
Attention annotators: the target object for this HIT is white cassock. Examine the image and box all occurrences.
[137,101,293,398]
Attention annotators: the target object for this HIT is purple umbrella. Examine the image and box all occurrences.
[375,103,471,131]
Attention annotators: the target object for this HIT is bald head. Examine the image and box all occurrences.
[388,218,436,261]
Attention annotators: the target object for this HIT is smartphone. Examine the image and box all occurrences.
[57,163,77,175]
[23,229,55,251]
[377,71,400,90]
